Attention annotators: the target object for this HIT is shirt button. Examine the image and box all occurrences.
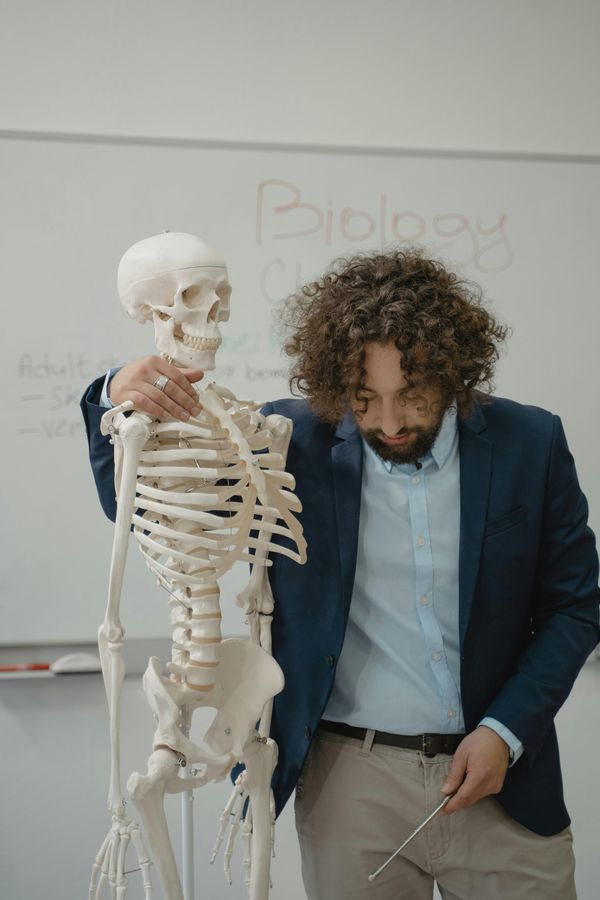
[412,475,421,484]
[419,595,429,605]
[417,536,426,546]
[431,651,442,661]
[325,654,335,667]
[304,725,312,739]
[448,710,457,719]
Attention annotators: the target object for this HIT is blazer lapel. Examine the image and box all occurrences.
[458,402,492,651]
[331,411,363,618]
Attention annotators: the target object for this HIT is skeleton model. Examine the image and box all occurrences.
[89,232,306,900]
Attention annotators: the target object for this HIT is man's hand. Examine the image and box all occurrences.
[109,355,204,421]
[440,725,510,815]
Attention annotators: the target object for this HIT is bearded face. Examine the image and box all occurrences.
[351,342,451,464]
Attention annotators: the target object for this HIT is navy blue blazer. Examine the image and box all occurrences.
[81,378,600,836]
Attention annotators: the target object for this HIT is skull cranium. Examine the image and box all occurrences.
[117,232,231,370]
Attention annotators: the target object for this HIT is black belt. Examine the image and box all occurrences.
[319,719,464,757]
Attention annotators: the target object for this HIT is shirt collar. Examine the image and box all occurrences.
[362,403,458,474]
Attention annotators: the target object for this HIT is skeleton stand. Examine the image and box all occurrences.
[181,713,195,900]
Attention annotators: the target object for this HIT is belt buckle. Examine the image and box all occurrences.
[421,734,437,758]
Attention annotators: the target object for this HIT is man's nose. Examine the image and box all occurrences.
[380,402,407,437]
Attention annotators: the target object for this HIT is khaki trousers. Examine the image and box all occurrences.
[294,728,576,900]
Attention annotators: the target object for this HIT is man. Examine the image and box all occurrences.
[81,248,599,899]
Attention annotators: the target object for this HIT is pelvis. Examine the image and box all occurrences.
[143,639,285,768]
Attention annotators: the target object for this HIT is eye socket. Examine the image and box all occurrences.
[180,285,202,307]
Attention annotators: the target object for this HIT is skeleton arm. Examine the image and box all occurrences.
[212,414,303,893]
[99,404,152,815]
[236,413,296,736]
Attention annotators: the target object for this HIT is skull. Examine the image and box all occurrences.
[117,232,231,370]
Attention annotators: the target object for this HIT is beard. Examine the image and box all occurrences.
[361,410,448,465]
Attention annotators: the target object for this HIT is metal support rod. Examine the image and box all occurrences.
[181,708,195,900]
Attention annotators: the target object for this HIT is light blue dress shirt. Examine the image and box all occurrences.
[323,405,522,762]
[98,370,521,760]
[100,367,120,408]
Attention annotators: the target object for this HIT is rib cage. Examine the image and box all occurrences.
[130,399,305,585]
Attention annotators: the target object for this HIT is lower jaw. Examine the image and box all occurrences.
[167,345,218,370]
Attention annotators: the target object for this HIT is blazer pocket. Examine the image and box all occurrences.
[484,505,526,537]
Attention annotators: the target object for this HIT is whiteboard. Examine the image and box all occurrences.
[2,133,599,643]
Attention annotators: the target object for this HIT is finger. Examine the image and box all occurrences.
[179,367,205,384]
[161,378,202,417]
[146,383,198,421]
[147,366,199,415]
[130,387,190,422]
[155,360,204,403]
[441,773,480,814]
[441,753,467,795]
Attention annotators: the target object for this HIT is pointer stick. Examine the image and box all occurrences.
[368,793,455,882]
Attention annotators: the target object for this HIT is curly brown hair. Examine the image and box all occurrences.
[281,247,510,423]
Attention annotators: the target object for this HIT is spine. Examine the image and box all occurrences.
[168,583,222,690]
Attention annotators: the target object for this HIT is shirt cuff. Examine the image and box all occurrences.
[99,367,122,409]
[478,717,524,766]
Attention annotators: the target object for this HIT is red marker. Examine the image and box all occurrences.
[0,663,51,672]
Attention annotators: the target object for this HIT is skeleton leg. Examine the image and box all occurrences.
[128,750,185,900]
[128,746,227,900]
[130,637,282,900]
[130,825,153,898]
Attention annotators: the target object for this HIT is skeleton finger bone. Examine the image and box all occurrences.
[115,827,130,900]
[88,829,112,900]
[211,773,247,866]
[242,807,253,890]
[89,813,150,900]
[224,802,244,884]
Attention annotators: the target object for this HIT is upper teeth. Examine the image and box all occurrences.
[181,335,221,350]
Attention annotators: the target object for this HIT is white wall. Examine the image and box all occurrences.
[1,0,600,155]
[1,2,599,899]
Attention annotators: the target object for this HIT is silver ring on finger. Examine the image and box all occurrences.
[153,374,170,392]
